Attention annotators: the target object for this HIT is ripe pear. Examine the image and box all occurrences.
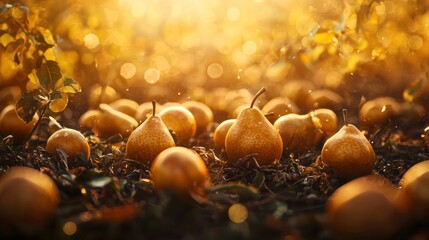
[135,101,163,123]
[182,101,214,134]
[0,166,60,232]
[321,109,376,179]
[225,88,283,166]
[273,113,323,155]
[326,175,402,239]
[95,104,138,138]
[359,97,400,127]
[307,89,344,111]
[313,108,338,140]
[150,147,210,197]
[262,97,299,124]
[0,104,39,145]
[88,85,120,109]
[79,109,100,130]
[126,101,175,164]
[109,98,139,117]
[213,119,235,151]
[46,128,90,161]
[396,160,429,224]
[159,106,196,145]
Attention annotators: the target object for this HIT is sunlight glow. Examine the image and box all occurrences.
[120,63,137,79]
[83,33,100,49]
[144,68,160,84]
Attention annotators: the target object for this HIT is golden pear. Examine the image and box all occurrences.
[397,160,429,224]
[262,97,299,124]
[79,109,100,129]
[0,166,60,232]
[306,89,344,111]
[150,147,210,197]
[109,98,139,117]
[159,106,196,145]
[359,97,400,127]
[182,101,214,134]
[274,113,323,155]
[88,85,120,109]
[213,119,235,151]
[46,128,90,161]
[225,88,283,166]
[135,101,163,123]
[326,175,402,239]
[126,101,175,164]
[0,105,39,145]
[313,108,338,140]
[95,104,138,138]
[321,110,376,179]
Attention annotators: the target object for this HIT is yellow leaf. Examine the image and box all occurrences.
[44,48,56,61]
[0,33,15,47]
[49,93,68,112]
[313,32,336,44]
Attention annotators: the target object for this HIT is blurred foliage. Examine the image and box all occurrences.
[2,0,428,106]
[0,2,81,124]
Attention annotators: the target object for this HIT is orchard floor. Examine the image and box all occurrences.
[0,114,428,240]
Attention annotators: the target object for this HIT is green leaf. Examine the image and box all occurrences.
[55,77,82,93]
[252,171,265,189]
[75,169,112,188]
[36,60,62,92]
[49,91,68,112]
[209,183,260,200]
[16,89,46,123]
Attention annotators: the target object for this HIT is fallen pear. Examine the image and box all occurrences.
[225,88,283,166]
[95,104,138,138]
[182,101,214,134]
[213,119,235,151]
[126,101,175,164]
[109,98,139,117]
[273,113,323,155]
[159,106,196,145]
[321,109,376,179]
[0,104,39,145]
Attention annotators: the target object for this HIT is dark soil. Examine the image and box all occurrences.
[0,110,428,240]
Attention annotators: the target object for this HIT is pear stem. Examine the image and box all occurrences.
[152,100,156,116]
[342,109,348,126]
[251,87,267,108]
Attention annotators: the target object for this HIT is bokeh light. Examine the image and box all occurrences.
[144,68,160,84]
[207,63,224,79]
[120,63,137,79]
[63,221,77,236]
[83,33,100,49]
[228,204,248,224]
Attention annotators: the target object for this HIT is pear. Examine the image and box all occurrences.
[321,109,375,179]
[225,88,283,166]
[135,101,163,123]
[159,106,196,145]
[0,166,60,231]
[273,113,323,155]
[95,104,138,138]
[262,97,299,124]
[46,128,90,161]
[0,104,39,145]
[326,175,402,239]
[359,97,400,127]
[182,101,214,134]
[150,147,210,198]
[306,89,344,111]
[126,101,175,164]
[88,85,120,109]
[213,119,235,151]
[109,98,139,117]
[313,108,339,140]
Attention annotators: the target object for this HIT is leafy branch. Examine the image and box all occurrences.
[0,3,81,144]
